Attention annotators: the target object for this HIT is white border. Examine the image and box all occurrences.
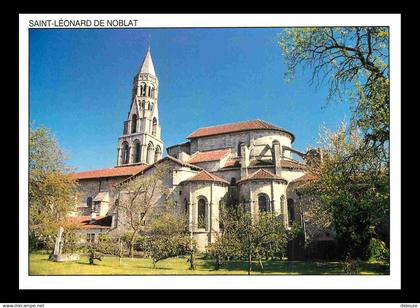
[19,13,401,290]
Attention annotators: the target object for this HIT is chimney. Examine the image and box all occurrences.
[272,141,282,175]
[111,212,118,229]
[90,211,97,224]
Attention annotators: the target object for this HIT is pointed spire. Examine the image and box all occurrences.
[139,47,156,77]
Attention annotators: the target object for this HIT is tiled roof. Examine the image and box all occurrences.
[291,173,318,184]
[187,119,295,141]
[188,149,231,164]
[222,159,306,170]
[68,216,112,229]
[181,170,229,185]
[118,156,202,185]
[222,159,240,168]
[281,160,306,170]
[238,169,287,184]
[71,165,148,180]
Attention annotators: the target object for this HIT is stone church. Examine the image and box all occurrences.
[70,48,330,251]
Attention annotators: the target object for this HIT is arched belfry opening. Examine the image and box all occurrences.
[134,141,141,163]
[121,142,130,165]
[131,114,138,133]
[147,142,155,164]
[154,145,162,162]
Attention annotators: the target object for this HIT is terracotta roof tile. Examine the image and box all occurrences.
[187,119,295,141]
[68,216,112,229]
[71,165,148,180]
[291,173,318,184]
[238,169,287,184]
[281,160,306,170]
[181,170,229,185]
[188,149,231,164]
[222,159,240,168]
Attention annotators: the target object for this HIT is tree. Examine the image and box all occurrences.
[29,124,77,250]
[299,124,390,259]
[115,164,172,257]
[209,204,297,275]
[278,27,389,161]
[278,27,390,260]
[143,210,196,269]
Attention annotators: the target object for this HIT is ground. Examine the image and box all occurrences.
[29,252,389,275]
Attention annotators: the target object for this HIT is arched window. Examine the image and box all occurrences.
[134,142,141,163]
[146,142,154,164]
[121,142,130,164]
[237,142,244,157]
[154,145,162,162]
[197,198,207,229]
[230,177,236,186]
[287,198,295,223]
[131,114,137,133]
[151,87,155,98]
[86,197,93,210]
[152,117,157,136]
[258,194,270,213]
[142,101,146,109]
[141,83,146,96]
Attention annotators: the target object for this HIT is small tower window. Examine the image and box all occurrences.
[131,114,137,133]
[230,177,236,186]
[86,197,93,210]
[152,117,157,136]
[238,142,244,157]
[141,83,146,96]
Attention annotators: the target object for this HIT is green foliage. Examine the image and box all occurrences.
[29,124,77,249]
[343,256,360,275]
[61,223,81,254]
[278,27,389,161]
[367,238,389,262]
[143,211,196,268]
[208,204,298,274]
[278,28,390,261]
[116,164,172,257]
[300,125,389,260]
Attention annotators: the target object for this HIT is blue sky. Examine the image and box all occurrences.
[29,28,352,172]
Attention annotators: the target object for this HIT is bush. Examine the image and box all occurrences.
[143,234,193,268]
[367,237,389,262]
[343,256,360,274]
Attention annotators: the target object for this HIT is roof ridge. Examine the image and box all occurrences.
[197,119,258,129]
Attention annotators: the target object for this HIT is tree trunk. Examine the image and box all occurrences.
[129,230,138,258]
[248,252,252,275]
[189,250,196,270]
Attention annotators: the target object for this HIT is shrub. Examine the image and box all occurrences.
[367,237,389,262]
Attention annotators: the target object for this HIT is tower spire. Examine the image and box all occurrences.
[139,46,156,77]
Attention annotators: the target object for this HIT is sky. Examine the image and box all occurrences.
[29,28,353,172]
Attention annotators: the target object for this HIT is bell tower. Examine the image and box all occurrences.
[117,47,164,166]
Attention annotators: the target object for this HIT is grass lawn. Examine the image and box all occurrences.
[29,252,389,275]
